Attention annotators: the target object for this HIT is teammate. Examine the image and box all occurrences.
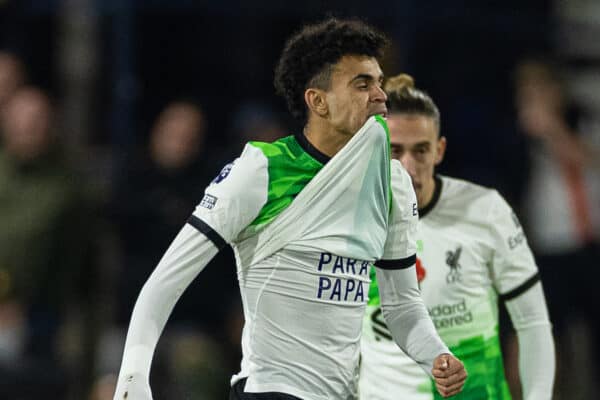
[113,20,466,400]
[359,74,555,399]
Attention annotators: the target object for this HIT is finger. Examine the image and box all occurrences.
[432,368,450,379]
[434,369,468,387]
[445,357,465,374]
[436,380,465,398]
[432,365,464,379]
[431,368,458,379]
[436,375,467,398]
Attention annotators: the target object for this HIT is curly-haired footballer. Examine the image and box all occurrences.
[113,18,465,400]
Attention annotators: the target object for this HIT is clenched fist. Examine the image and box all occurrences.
[431,353,467,398]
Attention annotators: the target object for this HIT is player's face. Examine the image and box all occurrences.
[324,55,387,136]
[388,114,446,205]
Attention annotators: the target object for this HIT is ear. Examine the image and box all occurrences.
[304,88,328,117]
[435,136,447,166]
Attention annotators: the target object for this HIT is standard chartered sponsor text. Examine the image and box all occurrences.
[429,299,473,329]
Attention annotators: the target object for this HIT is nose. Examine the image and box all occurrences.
[372,84,387,103]
[399,153,417,177]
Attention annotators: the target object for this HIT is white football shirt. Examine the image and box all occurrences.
[193,121,418,399]
[360,175,540,399]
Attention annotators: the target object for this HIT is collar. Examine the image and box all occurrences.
[294,132,331,165]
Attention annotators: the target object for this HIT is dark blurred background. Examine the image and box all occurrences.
[0,0,599,399]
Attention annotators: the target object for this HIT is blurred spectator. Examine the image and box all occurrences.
[230,101,287,152]
[111,101,213,324]
[106,100,235,399]
[0,87,92,398]
[514,58,600,398]
[0,51,25,112]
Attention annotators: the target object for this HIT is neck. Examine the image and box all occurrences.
[303,118,352,157]
[418,176,437,210]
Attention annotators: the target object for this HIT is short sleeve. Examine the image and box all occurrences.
[191,143,268,244]
[487,191,540,298]
[377,160,418,268]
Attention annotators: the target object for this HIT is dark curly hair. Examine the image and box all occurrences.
[274,18,389,124]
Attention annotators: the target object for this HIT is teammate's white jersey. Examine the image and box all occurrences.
[361,175,541,399]
[192,117,418,400]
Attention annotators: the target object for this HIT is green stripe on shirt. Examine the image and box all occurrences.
[249,135,323,227]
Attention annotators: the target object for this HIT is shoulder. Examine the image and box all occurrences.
[223,142,267,177]
[248,135,296,158]
[439,175,504,214]
[194,144,271,241]
[205,143,268,197]
[425,175,516,229]
[440,175,495,199]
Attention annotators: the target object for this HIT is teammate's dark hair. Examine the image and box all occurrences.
[384,73,440,129]
[274,18,388,124]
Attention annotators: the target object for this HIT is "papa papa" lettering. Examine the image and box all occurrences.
[316,253,370,302]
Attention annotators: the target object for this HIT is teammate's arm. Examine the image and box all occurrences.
[489,192,555,400]
[113,145,268,400]
[502,281,555,400]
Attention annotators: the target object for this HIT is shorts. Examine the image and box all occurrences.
[229,378,302,400]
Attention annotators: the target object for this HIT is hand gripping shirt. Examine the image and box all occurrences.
[193,116,418,400]
[360,175,541,400]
